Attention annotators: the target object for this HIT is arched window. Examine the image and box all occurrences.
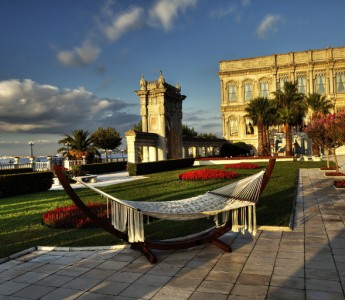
[278,75,288,91]
[336,72,345,93]
[227,82,237,102]
[297,75,306,94]
[315,73,326,94]
[260,81,269,97]
[244,82,253,101]
[229,116,238,136]
[244,117,254,135]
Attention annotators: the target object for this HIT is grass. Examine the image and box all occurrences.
[0,160,326,259]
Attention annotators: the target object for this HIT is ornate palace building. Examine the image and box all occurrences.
[219,46,345,153]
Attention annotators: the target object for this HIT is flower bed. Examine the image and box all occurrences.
[196,156,292,161]
[224,162,260,169]
[334,180,345,188]
[320,167,337,170]
[42,202,107,229]
[325,171,345,177]
[178,169,238,181]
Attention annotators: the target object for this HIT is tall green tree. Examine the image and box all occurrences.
[245,97,276,156]
[91,127,122,162]
[273,81,307,156]
[182,124,198,138]
[58,129,100,160]
[306,93,334,155]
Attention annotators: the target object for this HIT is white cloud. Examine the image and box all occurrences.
[102,6,144,41]
[149,0,198,31]
[57,40,101,67]
[256,14,283,39]
[0,79,139,134]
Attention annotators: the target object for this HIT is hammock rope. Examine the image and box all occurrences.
[75,170,265,243]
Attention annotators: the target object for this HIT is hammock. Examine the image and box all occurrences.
[54,158,275,263]
[75,169,265,243]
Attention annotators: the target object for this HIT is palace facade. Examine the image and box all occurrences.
[219,46,345,153]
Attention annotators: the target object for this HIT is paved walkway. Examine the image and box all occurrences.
[1,160,345,299]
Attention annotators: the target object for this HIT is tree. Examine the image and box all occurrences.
[182,124,198,138]
[91,127,122,162]
[306,93,334,155]
[198,132,219,139]
[132,120,142,132]
[58,129,100,161]
[273,81,307,156]
[304,112,345,171]
[245,97,276,156]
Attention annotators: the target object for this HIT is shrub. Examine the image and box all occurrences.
[178,169,238,181]
[224,162,260,169]
[334,180,345,188]
[0,172,53,198]
[128,158,195,176]
[42,202,107,229]
[0,168,33,175]
[220,142,251,157]
[80,162,127,174]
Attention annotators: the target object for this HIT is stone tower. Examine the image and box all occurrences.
[135,72,186,160]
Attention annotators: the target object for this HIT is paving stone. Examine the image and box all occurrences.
[34,263,66,274]
[95,260,129,271]
[89,280,130,295]
[41,287,84,300]
[152,285,192,300]
[306,278,343,293]
[205,270,239,283]
[196,280,232,294]
[134,274,171,287]
[62,277,101,291]
[189,291,228,299]
[75,291,115,299]
[163,277,202,290]
[236,273,270,285]
[107,271,142,283]
[231,284,268,297]
[0,281,29,296]
[306,290,345,300]
[79,268,116,280]
[35,274,75,287]
[56,265,90,277]
[267,286,305,300]
[270,274,304,289]
[120,263,154,274]
[12,284,55,299]
[12,271,49,284]
[119,283,161,299]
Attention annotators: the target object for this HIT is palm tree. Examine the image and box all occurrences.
[306,93,334,155]
[245,97,276,156]
[273,81,307,156]
[58,129,100,161]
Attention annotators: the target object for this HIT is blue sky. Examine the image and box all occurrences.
[1,0,344,156]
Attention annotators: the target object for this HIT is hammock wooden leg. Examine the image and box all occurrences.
[131,243,157,264]
[212,238,232,253]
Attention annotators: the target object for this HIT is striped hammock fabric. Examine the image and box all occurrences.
[76,170,265,243]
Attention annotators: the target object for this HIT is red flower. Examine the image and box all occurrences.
[334,180,345,188]
[178,169,238,181]
[325,172,345,176]
[42,202,107,229]
[224,163,260,169]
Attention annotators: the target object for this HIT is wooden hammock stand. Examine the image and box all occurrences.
[53,158,275,264]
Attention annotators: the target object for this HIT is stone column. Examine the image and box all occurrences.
[126,134,138,164]
[192,146,197,158]
[149,146,157,162]
[142,146,149,162]
[47,156,52,171]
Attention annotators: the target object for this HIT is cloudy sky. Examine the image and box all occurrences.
[1,0,344,156]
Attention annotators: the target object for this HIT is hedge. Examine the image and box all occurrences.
[127,158,195,176]
[0,172,53,198]
[79,161,127,174]
[0,168,33,175]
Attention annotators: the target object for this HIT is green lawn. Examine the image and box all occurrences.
[0,160,326,258]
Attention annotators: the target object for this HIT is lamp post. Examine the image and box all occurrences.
[28,141,34,157]
[65,142,71,160]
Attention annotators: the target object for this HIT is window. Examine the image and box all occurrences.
[244,83,253,101]
[227,83,237,102]
[315,74,326,94]
[297,76,306,94]
[244,117,254,135]
[279,77,288,91]
[229,117,238,136]
[260,82,269,98]
[336,73,345,93]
